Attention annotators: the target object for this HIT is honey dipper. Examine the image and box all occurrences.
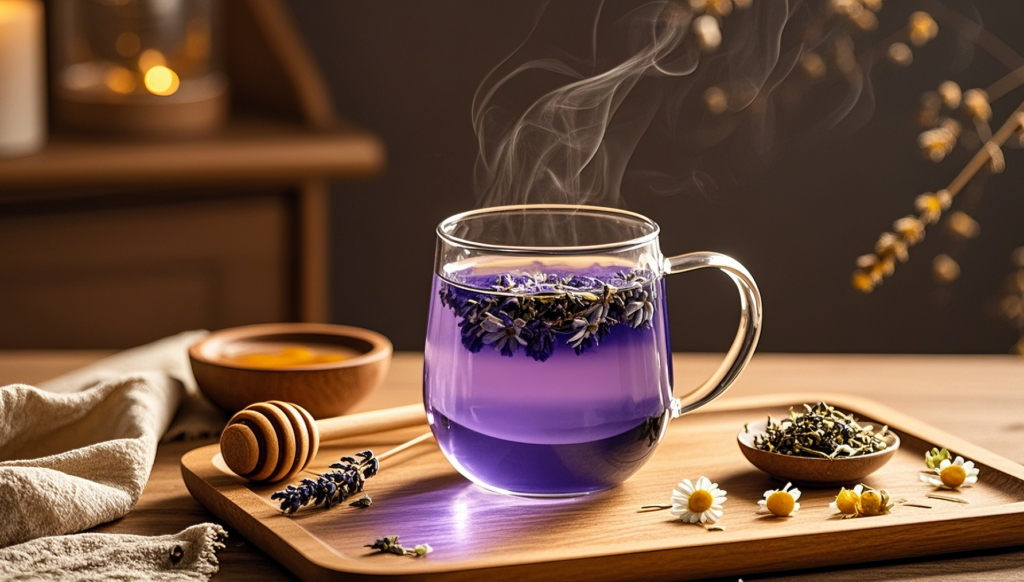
[220,401,429,483]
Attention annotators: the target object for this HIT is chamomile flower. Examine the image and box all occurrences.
[924,447,952,469]
[857,488,893,516]
[829,484,864,515]
[671,476,727,524]
[920,455,979,489]
[758,482,801,517]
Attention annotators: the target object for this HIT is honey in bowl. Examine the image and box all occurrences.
[224,345,357,368]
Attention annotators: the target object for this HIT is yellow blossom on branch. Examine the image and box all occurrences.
[908,11,938,47]
[875,232,909,262]
[918,127,956,162]
[893,216,926,245]
[914,190,951,224]
[938,81,962,109]
[963,89,992,122]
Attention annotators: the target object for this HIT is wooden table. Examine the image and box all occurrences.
[2,352,1023,581]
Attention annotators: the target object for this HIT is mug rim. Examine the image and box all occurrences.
[436,204,661,254]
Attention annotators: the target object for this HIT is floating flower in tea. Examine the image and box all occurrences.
[438,269,656,361]
[478,313,528,357]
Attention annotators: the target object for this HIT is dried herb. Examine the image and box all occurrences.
[349,494,372,508]
[927,493,970,504]
[439,270,656,360]
[753,402,890,459]
[366,535,432,557]
[637,504,672,513]
[271,450,378,514]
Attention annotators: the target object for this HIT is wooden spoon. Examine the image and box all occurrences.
[220,401,427,483]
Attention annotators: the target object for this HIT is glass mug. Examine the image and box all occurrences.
[424,205,762,497]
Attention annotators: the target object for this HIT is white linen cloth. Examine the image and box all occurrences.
[0,332,227,581]
[0,524,228,582]
[35,330,223,442]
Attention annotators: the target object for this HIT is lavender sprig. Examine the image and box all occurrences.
[439,269,656,361]
[270,450,379,514]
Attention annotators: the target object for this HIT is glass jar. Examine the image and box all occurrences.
[50,0,227,137]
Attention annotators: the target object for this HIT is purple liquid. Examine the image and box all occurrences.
[424,261,673,496]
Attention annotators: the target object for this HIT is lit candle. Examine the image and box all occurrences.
[0,0,45,158]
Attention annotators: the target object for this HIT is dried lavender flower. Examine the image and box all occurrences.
[366,535,433,558]
[366,535,405,556]
[439,269,656,361]
[271,450,378,514]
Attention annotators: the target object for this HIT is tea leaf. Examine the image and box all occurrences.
[752,402,890,458]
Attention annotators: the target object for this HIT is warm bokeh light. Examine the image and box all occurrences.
[104,66,135,94]
[137,49,166,71]
[143,65,179,96]
[0,0,33,22]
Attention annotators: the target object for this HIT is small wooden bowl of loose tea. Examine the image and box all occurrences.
[737,402,900,486]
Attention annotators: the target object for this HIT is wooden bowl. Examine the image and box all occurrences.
[189,323,392,419]
[737,419,900,486]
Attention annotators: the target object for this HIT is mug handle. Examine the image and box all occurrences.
[665,252,762,417]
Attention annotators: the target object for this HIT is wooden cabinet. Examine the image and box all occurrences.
[0,195,290,348]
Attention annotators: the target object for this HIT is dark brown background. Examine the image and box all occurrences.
[278,1,1024,354]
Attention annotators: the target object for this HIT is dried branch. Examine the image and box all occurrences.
[852,98,1024,292]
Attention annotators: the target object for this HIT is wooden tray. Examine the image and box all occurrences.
[181,394,1024,581]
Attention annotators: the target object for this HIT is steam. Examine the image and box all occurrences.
[471,0,878,208]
